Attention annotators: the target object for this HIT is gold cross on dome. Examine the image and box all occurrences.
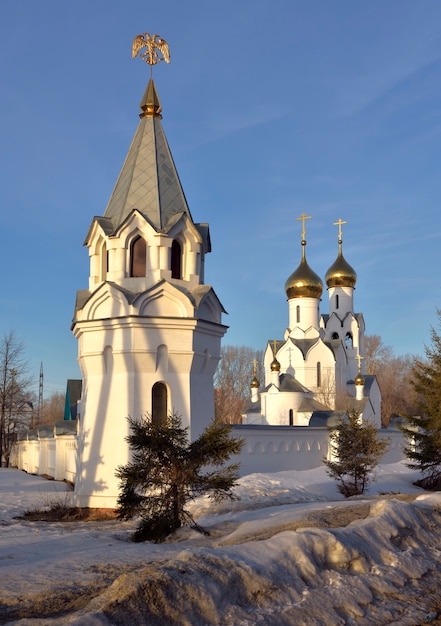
[253,359,257,376]
[272,339,278,355]
[296,213,312,240]
[333,218,347,241]
[355,353,364,372]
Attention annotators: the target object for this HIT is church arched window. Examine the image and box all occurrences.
[130,236,146,277]
[289,409,294,426]
[100,241,108,281]
[317,362,321,387]
[171,239,182,279]
[332,332,339,340]
[152,382,167,425]
[296,305,300,324]
[335,294,339,309]
[345,332,353,349]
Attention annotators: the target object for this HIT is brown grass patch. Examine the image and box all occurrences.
[19,506,118,522]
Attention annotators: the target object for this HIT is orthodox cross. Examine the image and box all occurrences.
[272,339,278,356]
[333,218,347,242]
[296,213,311,240]
[355,353,364,373]
[252,359,258,376]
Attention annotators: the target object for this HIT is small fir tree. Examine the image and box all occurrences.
[324,411,389,497]
[401,309,441,490]
[116,413,243,542]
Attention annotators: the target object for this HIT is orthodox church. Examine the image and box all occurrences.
[69,36,381,507]
[242,216,382,429]
[71,75,227,507]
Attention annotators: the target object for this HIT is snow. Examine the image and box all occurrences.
[1,464,441,625]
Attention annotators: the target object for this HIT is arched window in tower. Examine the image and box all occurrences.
[345,332,353,349]
[130,236,146,277]
[152,382,167,425]
[100,242,108,281]
[296,305,300,324]
[332,332,339,340]
[335,294,339,309]
[317,362,321,387]
[171,239,182,279]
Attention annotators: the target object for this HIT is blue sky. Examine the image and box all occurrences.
[1,1,441,397]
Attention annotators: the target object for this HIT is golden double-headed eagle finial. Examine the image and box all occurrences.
[132,33,171,65]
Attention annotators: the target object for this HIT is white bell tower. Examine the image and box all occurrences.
[72,38,227,508]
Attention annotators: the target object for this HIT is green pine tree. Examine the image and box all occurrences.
[401,309,441,489]
[116,413,243,542]
[324,411,389,497]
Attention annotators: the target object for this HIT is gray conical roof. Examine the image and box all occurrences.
[103,79,192,230]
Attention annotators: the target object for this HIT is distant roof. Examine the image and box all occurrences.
[309,410,347,427]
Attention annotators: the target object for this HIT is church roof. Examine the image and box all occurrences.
[298,397,329,412]
[309,410,347,427]
[321,311,364,326]
[278,373,310,393]
[103,78,193,231]
[292,338,320,359]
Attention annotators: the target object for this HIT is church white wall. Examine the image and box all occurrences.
[327,286,354,316]
[260,391,310,426]
[364,379,382,428]
[288,297,320,331]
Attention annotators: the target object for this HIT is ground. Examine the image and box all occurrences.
[2,464,441,625]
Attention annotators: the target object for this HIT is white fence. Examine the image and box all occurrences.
[11,421,78,483]
[231,424,405,476]
[11,420,405,488]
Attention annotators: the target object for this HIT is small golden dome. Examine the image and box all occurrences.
[250,376,260,389]
[355,372,365,386]
[285,241,323,299]
[271,357,281,372]
[325,243,357,289]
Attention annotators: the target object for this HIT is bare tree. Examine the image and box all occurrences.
[364,335,394,375]
[377,355,417,425]
[40,392,65,426]
[364,334,417,426]
[214,345,264,424]
[0,331,33,466]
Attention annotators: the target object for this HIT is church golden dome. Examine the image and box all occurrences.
[326,220,356,289]
[325,245,357,289]
[271,357,281,372]
[250,376,260,389]
[285,240,323,299]
[355,372,365,386]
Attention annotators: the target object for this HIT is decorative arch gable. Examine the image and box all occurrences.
[194,289,224,324]
[324,311,344,330]
[304,326,321,339]
[134,282,194,318]
[114,209,158,242]
[166,213,203,247]
[80,283,132,321]
[304,339,336,364]
[278,340,304,366]
[84,216,114,249]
